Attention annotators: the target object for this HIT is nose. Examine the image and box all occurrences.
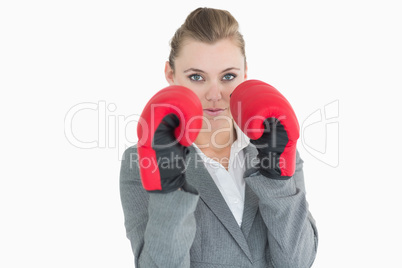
[205,82,222,102]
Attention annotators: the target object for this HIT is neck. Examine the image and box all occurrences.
[194,119,237,153]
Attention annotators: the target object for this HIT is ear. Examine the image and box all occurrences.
[244,62,248,80]
[164,61,175,85]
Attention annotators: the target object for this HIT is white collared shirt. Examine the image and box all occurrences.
[193,123,250,227]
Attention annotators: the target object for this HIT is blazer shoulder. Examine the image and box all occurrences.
[296,148,304,166]
[123,144,138,154]
[121,144,139,164]
[120,144,141,182]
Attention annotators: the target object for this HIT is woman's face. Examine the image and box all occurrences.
[165,38,247,131]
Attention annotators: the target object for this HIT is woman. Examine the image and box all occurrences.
[120,7,318,267]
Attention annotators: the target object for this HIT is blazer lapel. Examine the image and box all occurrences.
[240,144,260,239]
[186,145,253,262]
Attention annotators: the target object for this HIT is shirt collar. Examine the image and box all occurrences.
[232,120,250,152]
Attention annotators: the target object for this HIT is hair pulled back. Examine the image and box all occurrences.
[168,7,246,72]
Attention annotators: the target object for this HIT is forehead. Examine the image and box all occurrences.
[176,38,245,72]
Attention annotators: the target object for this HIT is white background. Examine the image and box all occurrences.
[1,0,401,267]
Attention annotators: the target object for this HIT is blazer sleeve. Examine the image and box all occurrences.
[244,150,318,268]
[119,146,200,268]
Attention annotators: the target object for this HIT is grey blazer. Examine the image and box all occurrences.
[120,144,318,267]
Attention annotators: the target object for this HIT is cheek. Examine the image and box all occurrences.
[228,79,245,96]
[227,82,240,96]
[222,89,232,100]
[174,77,204,99]
[178,81,205,102]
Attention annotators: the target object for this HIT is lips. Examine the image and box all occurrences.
[203,108,226,116]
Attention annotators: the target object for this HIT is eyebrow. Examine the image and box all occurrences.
[183,67,240,74]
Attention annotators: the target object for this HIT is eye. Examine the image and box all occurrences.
[189,74,204,82]
[222,73,236,81]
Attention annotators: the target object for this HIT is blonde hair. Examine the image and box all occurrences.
[168,7,246,72]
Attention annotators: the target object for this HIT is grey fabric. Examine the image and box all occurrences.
[120,143,318,267]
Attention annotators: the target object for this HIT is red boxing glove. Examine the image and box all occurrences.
[230,80,300,179]
[137,86,203,192]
